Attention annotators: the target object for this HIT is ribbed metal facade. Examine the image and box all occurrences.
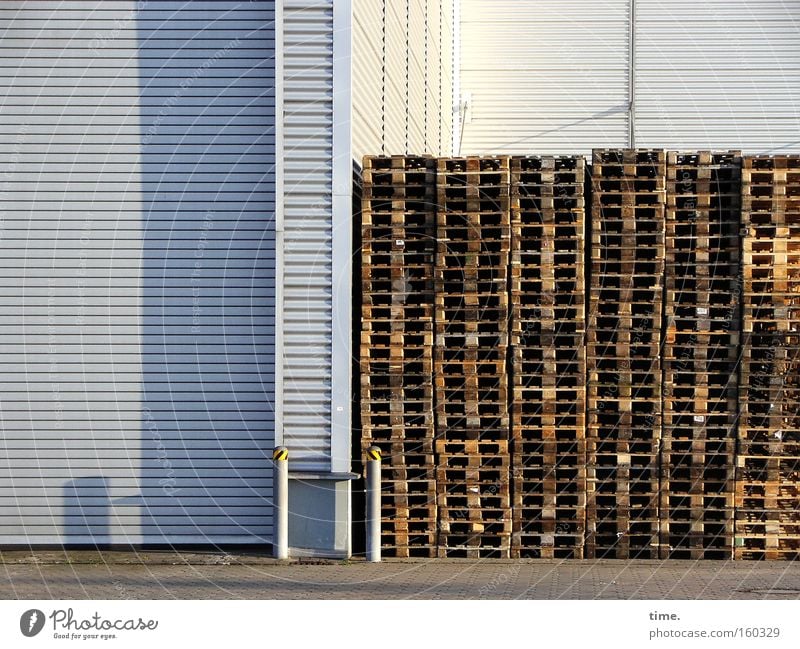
[352,0,384,159]
[460,0,800,154]
[459,0,631,155]
[281,0,334,472]
[441,0,455,155]
[352,0,456,160]
[634,0,800,152]
[0,0,276,544]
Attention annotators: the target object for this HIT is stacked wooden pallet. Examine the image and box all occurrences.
[359,155,437,557]
[509,155,587,558]
[586,149,666,559]
[737,154,800,560]
[434,156,512,558]
[660,151,741,559]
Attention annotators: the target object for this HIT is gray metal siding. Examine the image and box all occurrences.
[459,0,630,155]
[0,0,276,544]
[281,0,334,471]
[460,1,800,155]
[635,0,800,152]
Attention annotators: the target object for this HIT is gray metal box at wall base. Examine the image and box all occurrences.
[288,476,355,558]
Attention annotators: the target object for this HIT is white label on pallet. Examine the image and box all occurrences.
[395,239,405,247]
[693,415,705,423]
[696,307,708,316]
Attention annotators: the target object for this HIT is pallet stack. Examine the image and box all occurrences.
[737,154,800,560]
[509,155,587,558]
[434,156,512,558]
[660,151,742,559]
[586,149,666,559]
[359,155,438,557]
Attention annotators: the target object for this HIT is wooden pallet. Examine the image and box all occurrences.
[586,448,659,559]
[741,155,800,216]
[587,153,665,553]
[507,155,588,559]
[660,527,735,560]
[511,513,586,559]
[738,149,800,552]
[381,544,438,559]
[436,537,511,559]
[437,156,511,174]
[359,157,438,557]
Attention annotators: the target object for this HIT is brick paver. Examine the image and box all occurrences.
[1,557,799,599]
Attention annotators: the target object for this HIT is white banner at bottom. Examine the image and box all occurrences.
[0,600,797,648]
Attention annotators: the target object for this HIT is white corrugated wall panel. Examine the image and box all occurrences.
[408,0,427,153]
[282,0,334,471]
[441,0,455,155]
[635,0,800,152]
[0,0,276,544]
[351,0,455,159]
[459,0,630,155]
[384,1,408,154]
[426,0,443,154]
[352,0,384,159]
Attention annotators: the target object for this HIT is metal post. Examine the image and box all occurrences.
[273,446,289,559]
[366,446,382,562]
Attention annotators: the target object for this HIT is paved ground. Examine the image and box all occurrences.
[0,551,799,598]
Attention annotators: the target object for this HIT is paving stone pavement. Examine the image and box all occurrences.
[1,556,800,599]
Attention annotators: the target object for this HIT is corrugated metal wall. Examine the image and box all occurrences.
[0,0,276,544]
[352,0,456,160]
[281,0,334,471]
[441,0,455,155]
[459,0,631,155]
[282,0,457,481]
[460,0,800,155]
[385,1,408,155]
[635,0,800,152]
[352,0,383,159]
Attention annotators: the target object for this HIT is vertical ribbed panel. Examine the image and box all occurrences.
[426,0,442,155]
[635,1,800,152]
[351,0,455,160]
[441,0,455,155]
[459,0,630,155]
[384,0,409,154]
[408,0,427,153]
[282,0,334,471]
[352,0,384,158]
